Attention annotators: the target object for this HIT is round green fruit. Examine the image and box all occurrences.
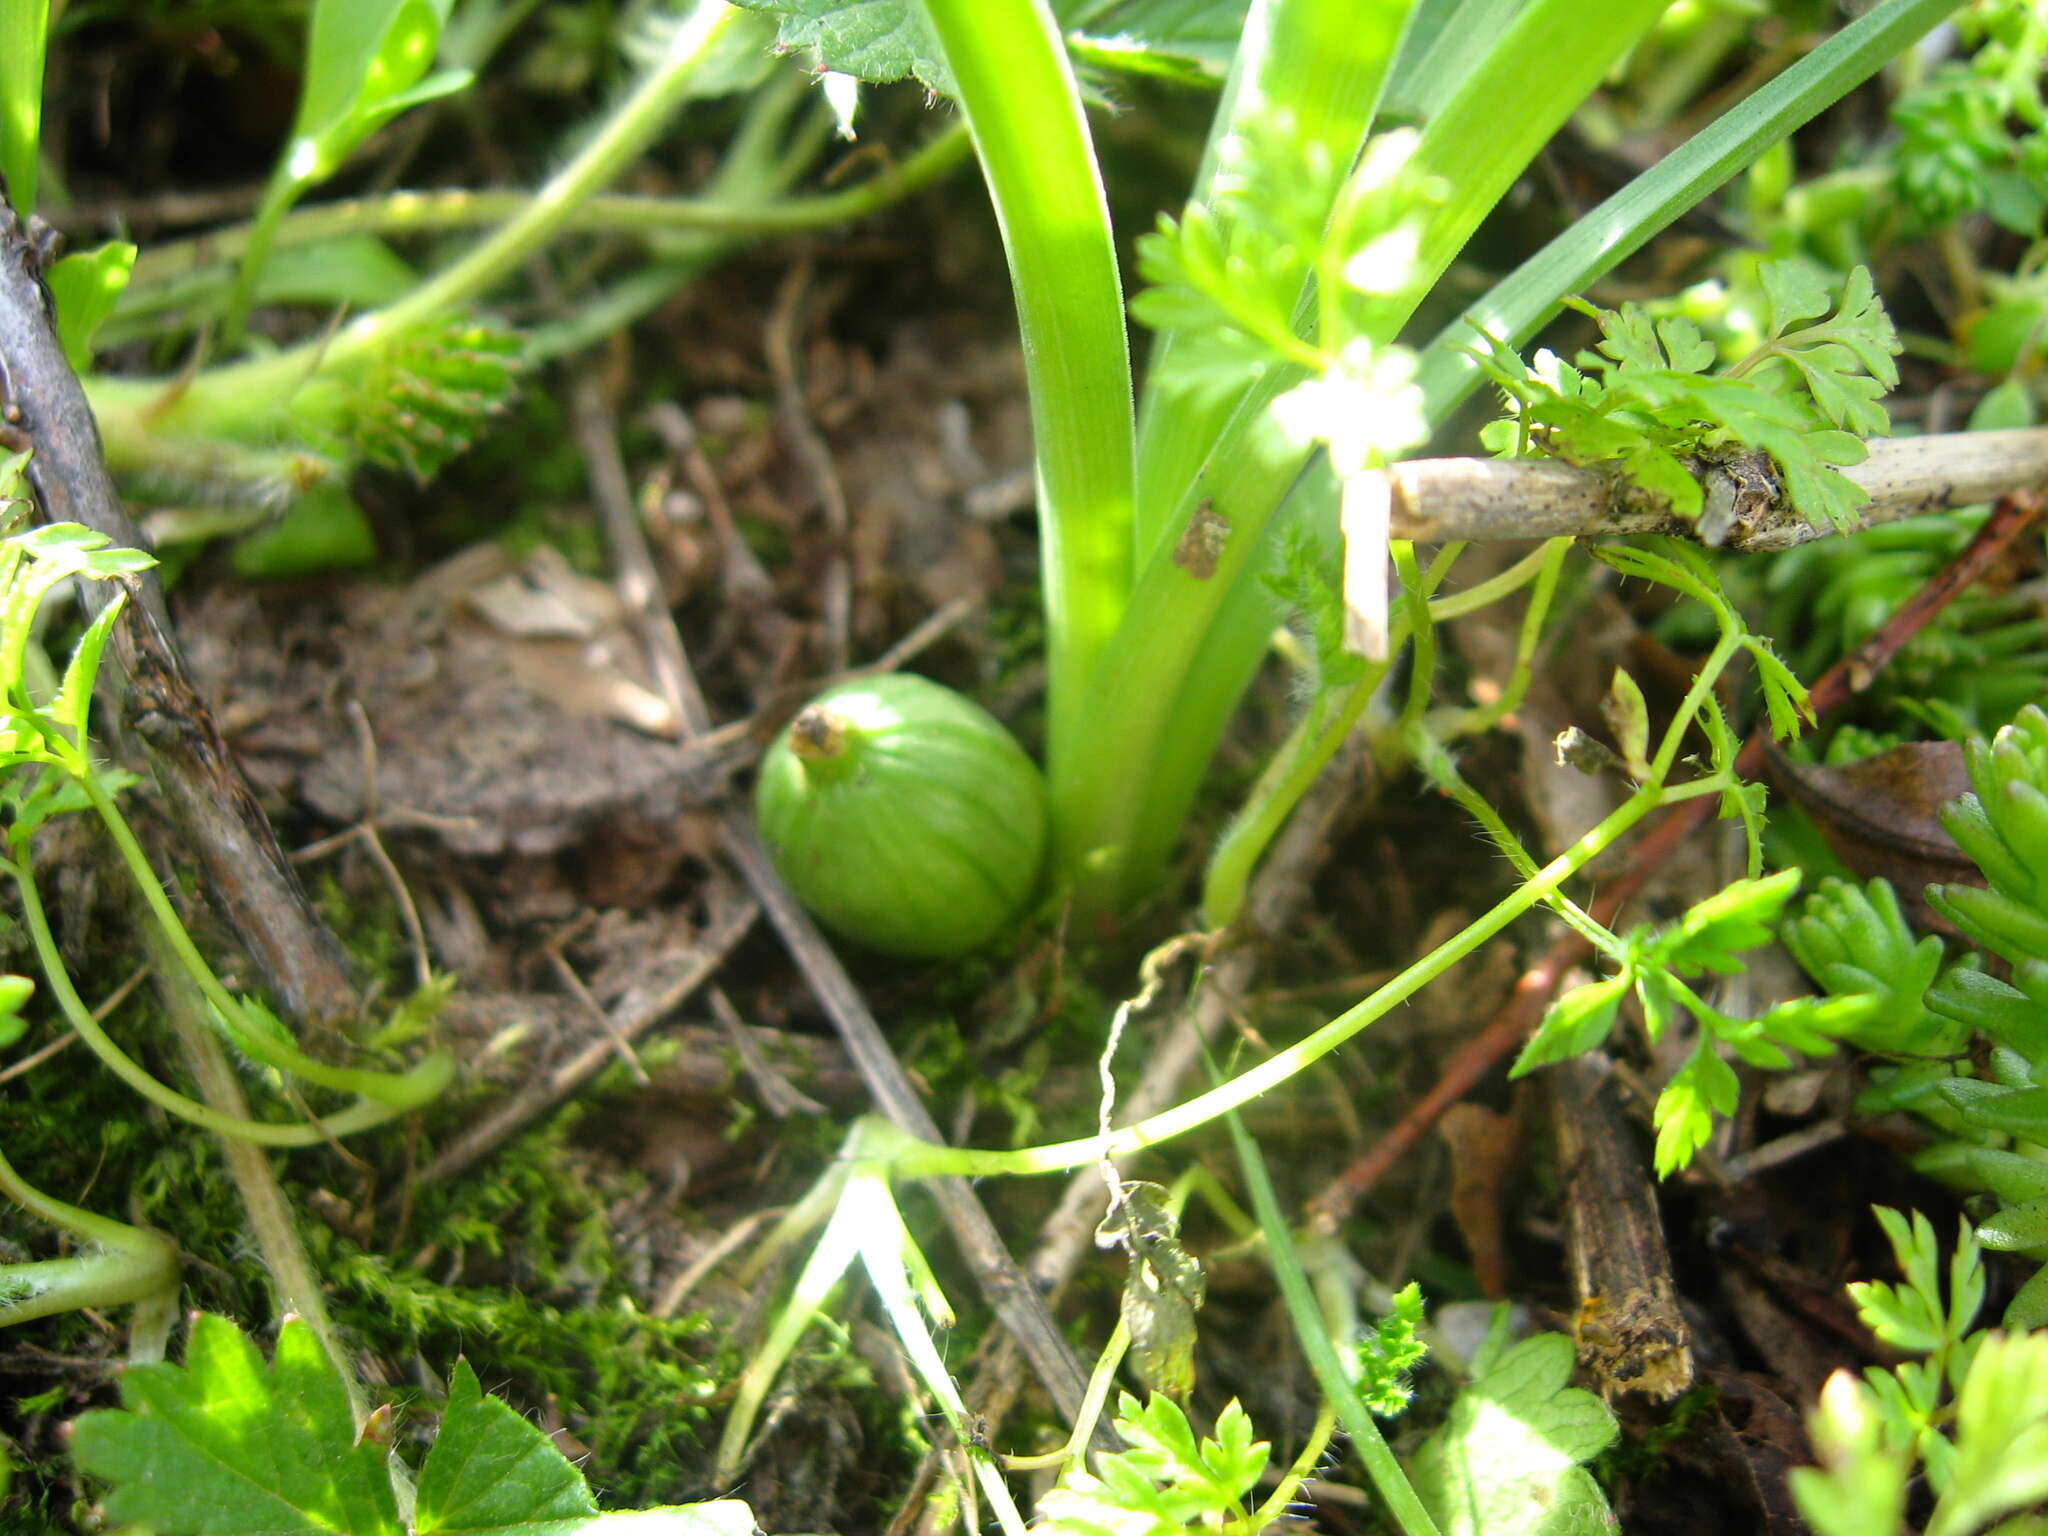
[753,673,1047,957]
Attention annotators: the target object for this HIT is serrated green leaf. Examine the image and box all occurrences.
[1743,636,1813,740]
[1412,1328,1616,1536]
[1760,260,1833,334]
[1654,868,1803,975]
[416,1358,596,1533]
[1512,970,1630,1075]
[1653,1044,1737,1177]
[731,0,956,91]
[70,1314,755,1536]
[1039,1391,1268,1533]
[1791,1373,1910,1536]
[71,1315,403,1536]
[1930,1331,2048,1536]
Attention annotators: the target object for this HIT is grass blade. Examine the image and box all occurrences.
[1414,0,1967,424]
[917,0,1135,792]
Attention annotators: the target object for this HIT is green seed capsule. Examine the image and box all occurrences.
[753,673,1046,958]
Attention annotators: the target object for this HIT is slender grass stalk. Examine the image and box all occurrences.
[151,923,369,1427]
[1228,1110,1442,1536]
[915,0,1135,795]
[891,780,1687,1179]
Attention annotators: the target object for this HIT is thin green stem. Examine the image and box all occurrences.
[1391,543,1435,743]
[1649,629,1744,786]
[0,1141,179,1326]
[1227,1110,1441,1536]
[79,774,450,1109]
[917,0,1135,800]
[898,786,1661,1180]
[218,167,298,351]
[1408,727,1617,957]
[122,125,971,307]
[1202,531,1471,930]
[3,854,410,1146]
[1425,539,1559,623]
[1439,538,1570,738]
[1248,1401,1339,1534]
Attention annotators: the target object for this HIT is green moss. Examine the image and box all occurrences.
[305,1110,727,1502]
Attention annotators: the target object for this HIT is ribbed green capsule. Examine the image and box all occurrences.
[753,673,1046,958]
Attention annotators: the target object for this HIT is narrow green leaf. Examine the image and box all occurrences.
[1416,0,1964,425]
[45,242,137,374]
[0,0,49,214]
[51,589,129,746]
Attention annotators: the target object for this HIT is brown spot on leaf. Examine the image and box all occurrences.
[1171,500,1230,579]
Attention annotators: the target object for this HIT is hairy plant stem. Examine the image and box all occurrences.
[148,919,369,1430]
[128,125,970,298]
[85,0,747,466]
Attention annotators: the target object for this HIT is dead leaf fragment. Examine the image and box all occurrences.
[1761,739,1981,929]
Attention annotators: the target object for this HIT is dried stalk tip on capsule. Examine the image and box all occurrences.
[789,705,849,762]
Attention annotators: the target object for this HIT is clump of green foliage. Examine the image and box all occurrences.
[1793,1207,2048,1536]
[68,1312,755,1535]
[1789,707,2048,1330]
[1473,262,1901,532]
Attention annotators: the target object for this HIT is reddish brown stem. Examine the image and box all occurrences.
[1306,491,2047,1230]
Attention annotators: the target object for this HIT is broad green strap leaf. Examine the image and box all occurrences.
[0,0,48,213]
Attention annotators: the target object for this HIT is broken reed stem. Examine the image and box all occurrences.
[1390,428,2048,548]
[1307,488,2048,1227]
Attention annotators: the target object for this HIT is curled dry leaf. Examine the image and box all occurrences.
[1761,739,1981,932]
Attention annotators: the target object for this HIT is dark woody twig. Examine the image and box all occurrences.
[0,185,359,1022]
